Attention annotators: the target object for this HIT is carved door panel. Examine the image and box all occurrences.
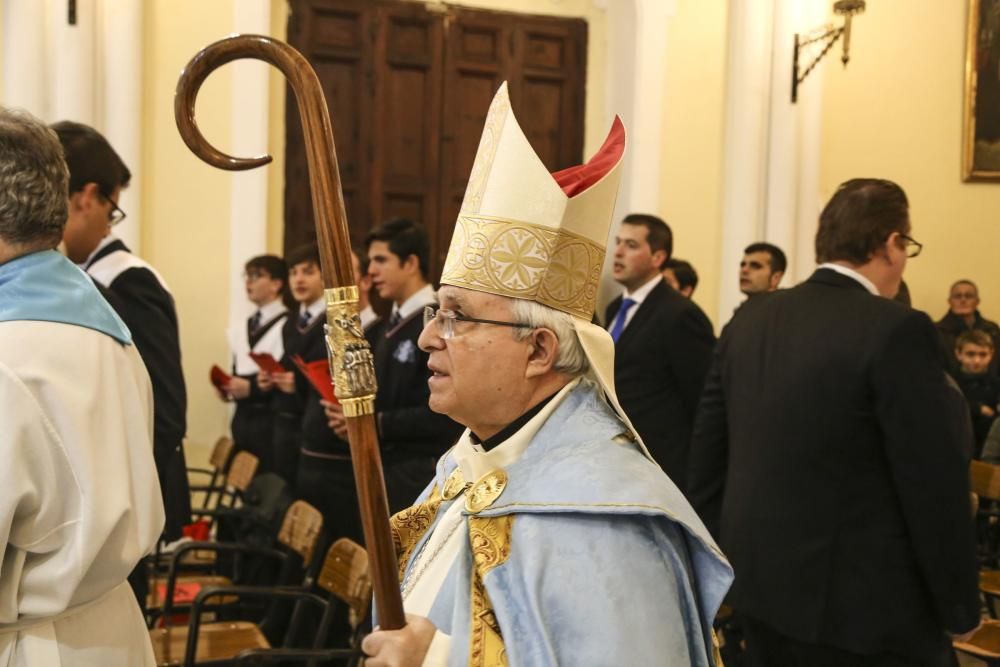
[370,2,444,269]
[286,0,375,251]
[285,0,586,281]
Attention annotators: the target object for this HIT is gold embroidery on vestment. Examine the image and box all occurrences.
[440,215,605,320]
[389,483,442,581]
[468,514,513,667]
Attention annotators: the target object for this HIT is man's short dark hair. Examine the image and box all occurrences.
[365,218,430,278]
[622,213,672,263]
[665,258,698,291]
[815,179,909,265]
[0,108,69,248]
[744,242,787,274]
[287,242,321,270]
[245,254,288,285]
[51,120,131,197]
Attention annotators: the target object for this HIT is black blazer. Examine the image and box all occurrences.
[86,239,190,539]
[606,279,715,491]
[688,269,979,659]
[371,311,463,460]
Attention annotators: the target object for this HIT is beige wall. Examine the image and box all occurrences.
[131,0,1000,457]
[142,1,235,454]
[820,0,1000,321]
[659,0,729,326]
[267,2,290,253]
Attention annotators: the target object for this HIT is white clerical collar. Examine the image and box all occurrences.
[621,273,663,304]
[817,262,879,296]
[255,299,287,321]
[79,233,118,268]
[393,283,436,321]
[454,377,581,483]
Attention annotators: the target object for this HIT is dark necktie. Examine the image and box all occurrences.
[609,297,637,343]
[298,310,312,329]
[388,309,402,330]
[249,311,262,335]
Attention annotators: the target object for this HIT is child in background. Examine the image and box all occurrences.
[954,329,1000,458]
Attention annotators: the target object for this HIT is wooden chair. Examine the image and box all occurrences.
[148,500,324,623]
[150,538,370,667]
[954,623,1000,665]
[186,436,236,511]
[147,452,260,596]
[192,450,260,529]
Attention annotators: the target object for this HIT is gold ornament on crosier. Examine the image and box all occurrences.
[440,215,604,321]
[324,286,377,417]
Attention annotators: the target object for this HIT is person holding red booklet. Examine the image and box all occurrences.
[219,254,288,474]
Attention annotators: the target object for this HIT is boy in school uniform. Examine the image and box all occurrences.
[223,255,287,473]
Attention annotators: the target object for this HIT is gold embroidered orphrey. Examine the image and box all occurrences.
[440,215,605,321]
[324,286,377,417]
[468,514,513,667]
[389,483,443,581]
[466,469,509,514]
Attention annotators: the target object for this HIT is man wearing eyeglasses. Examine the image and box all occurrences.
[361,84,731,667]
[689,178,979,665]
[937,279,1000,377]
[52,122,190,602]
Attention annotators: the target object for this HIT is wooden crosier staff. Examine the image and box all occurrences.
[174,34,405,630]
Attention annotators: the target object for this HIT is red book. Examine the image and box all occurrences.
[209,365,231,395]
[155,582,202,605]
[249,352,286,374]
[291,355,338,404]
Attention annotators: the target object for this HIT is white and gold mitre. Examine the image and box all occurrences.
[440,82,626,320]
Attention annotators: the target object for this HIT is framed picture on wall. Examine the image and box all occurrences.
[964,0,1000,180]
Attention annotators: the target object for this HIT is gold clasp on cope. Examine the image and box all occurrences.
[442,468,470,501]
[465,469,508,514]
[324,286,377,417]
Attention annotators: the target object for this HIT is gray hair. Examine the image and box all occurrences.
[509,297,590,377]
[0,108,69,248]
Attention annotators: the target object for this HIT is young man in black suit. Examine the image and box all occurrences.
[605,213,715,493]
[688,178,979,665]
[55,121,191,545]
[327,218,462,513]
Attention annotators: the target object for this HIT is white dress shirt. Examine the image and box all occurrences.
[608,273,663,333]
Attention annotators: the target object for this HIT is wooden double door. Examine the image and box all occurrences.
[284,0,588,278]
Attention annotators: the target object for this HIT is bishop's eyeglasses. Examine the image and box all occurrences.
[423,305,532,340]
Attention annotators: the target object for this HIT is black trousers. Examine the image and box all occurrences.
[741,615,956,667]
[296,452,363,546]
[272,412,302,490]
[384,455,438,514]
[232,404,275,475]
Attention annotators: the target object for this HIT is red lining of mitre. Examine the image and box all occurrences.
[551,116,625,197]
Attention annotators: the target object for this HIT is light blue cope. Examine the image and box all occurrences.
[386,381,733,666]
[0,250,131,344]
